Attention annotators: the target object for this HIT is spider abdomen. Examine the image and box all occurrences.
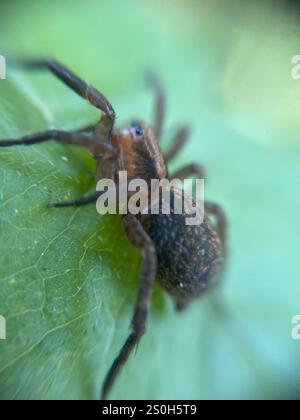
[141,190,224,307]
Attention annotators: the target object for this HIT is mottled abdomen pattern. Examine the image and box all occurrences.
[141,190,224,307]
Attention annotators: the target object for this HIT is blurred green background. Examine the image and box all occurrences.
[0,0,300,400]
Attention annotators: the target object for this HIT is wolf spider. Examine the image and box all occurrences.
[0,59,226,399]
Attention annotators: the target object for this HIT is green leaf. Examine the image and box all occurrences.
[1,0,300,400]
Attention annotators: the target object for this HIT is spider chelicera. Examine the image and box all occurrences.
[0,59,227,399]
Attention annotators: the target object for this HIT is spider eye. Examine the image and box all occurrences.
[131,122,143,138]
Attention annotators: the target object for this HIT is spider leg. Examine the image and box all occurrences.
[205,201,227,251]
[49,191,100,208]
[101,214,157,400]
[17,59,114,114]
[171,163,205,181]
[0,129,114,156]
[164,126,190,162]
[72,122,97,133]
[149,74,165,140]
[15,59,115,143]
